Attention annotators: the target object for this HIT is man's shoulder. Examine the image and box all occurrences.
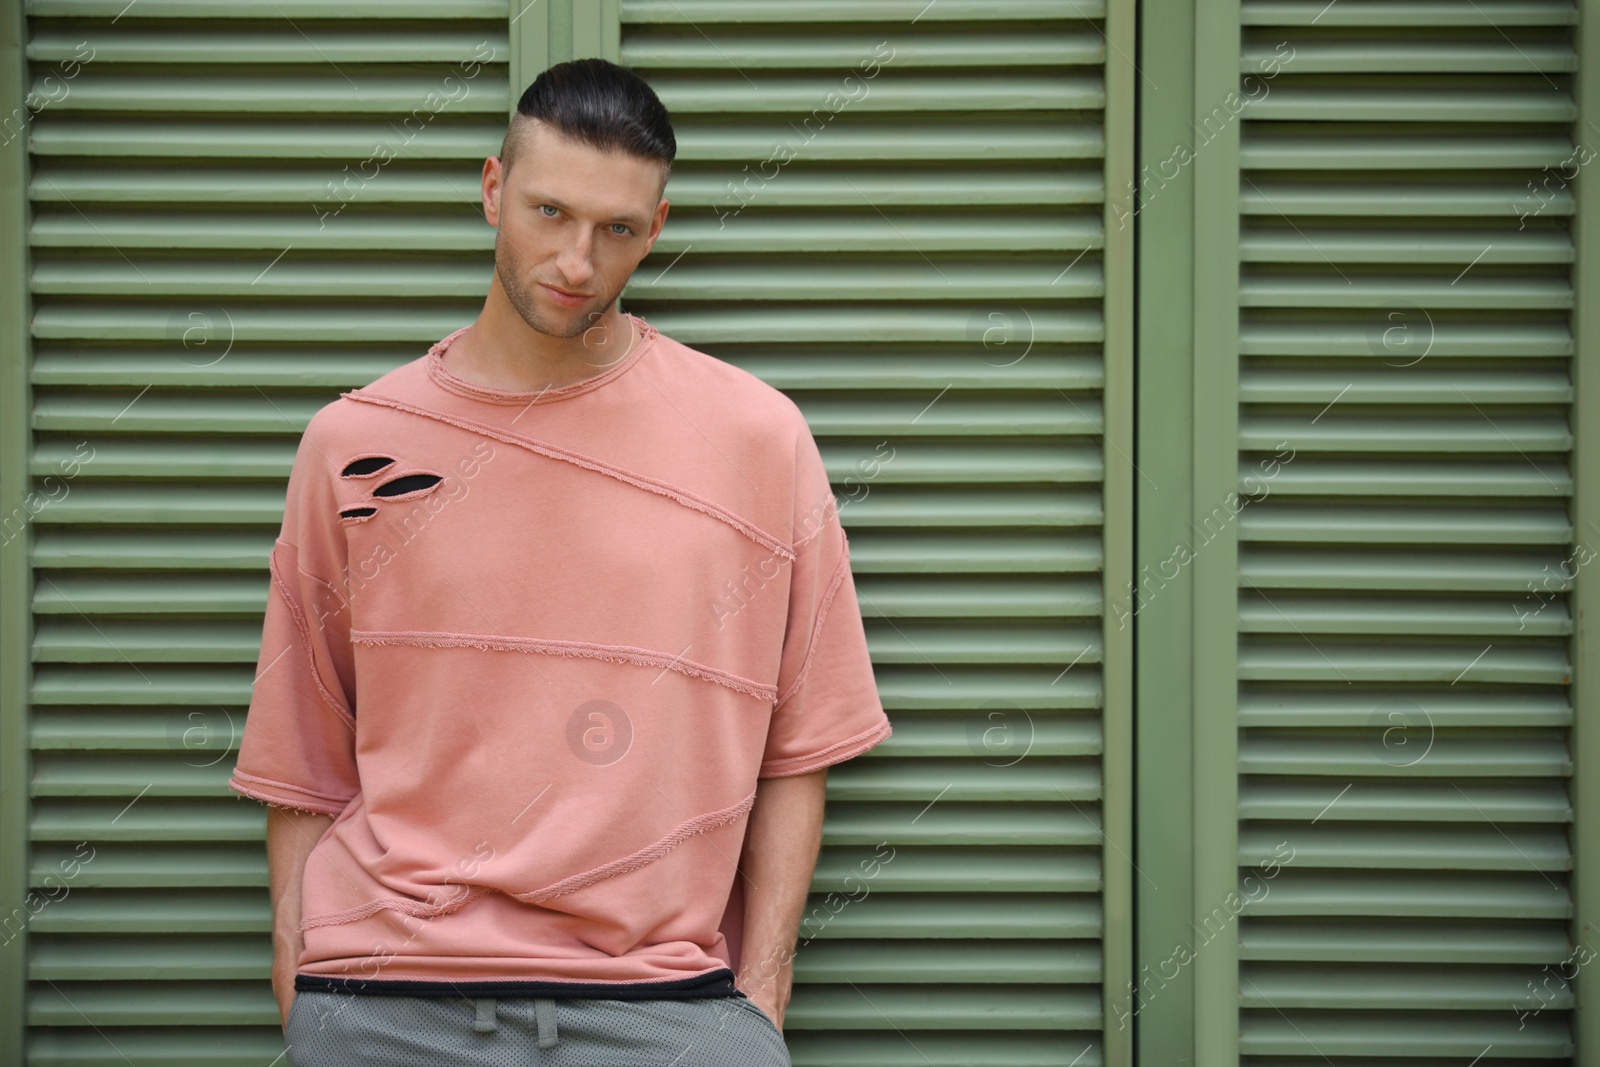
[649,326,808,435]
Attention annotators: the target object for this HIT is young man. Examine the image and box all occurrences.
[227,58,892,1065]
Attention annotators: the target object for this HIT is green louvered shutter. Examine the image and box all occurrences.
[18,3,509,1062]
[1224,1,1581,1060]
[620,3,1134,1065]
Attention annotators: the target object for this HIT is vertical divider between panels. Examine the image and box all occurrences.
[1135,0,1201,1060]
[1572,0,1600,1061]
[1190,0,1243,1062]
[1102,0,1137,1064]
[511,0,621,106]
[0,2,31,1062]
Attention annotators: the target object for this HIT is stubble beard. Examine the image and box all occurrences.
[495,230,624,342]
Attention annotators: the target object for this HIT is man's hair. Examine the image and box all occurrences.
[500,58,676,189]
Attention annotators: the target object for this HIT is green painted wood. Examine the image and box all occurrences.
[11,3,513,1063]
[1571,1,1600,1063]
[1,3,35,1066]
[1221,0,1585,1063]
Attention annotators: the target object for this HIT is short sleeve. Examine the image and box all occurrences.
[760,423,893,779]
[227,408,361,816]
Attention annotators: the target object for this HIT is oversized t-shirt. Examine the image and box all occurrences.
[227,312,893,996]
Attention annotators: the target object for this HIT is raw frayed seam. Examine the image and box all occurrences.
[759,718,893,778]
[228,770,353,817]
[300,885,494,932]
[340,389,795,562]
[349,629,778,702]
[515,789,758,903]
[774,542,851,709]
[265,547,357,734]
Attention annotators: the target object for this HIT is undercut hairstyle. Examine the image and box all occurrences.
[500,58,676,191]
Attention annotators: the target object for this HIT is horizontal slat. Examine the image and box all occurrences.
[26,891,265,934]
[646,75,1103,113]
[29,29,506,63]
[1237,593,1571,636]
[1239,545,1573,591]
[1239,274,1572,311]
[1241,962,1567,1010]
[1238,40,1575,74]
[848,576,1100,618]
[1236,639,1570,685]
[1240,918,1574,962]
[1239,735,1571,777]
[798,894,1101,939]
[1239,1009,1570,1058]
[625,33,1101,69]
[1238,824,1571,870]
[1240,227,1570,264]
[1240,368,1572,405]
[847,530,1104,573]
[777,985,1102,1030]
[1243,460,1571,497]
[823,760,1100,803]
[810,848,1101,894]
[830,804,1107,847]
[1239,320,1573,357]
[1241,0,1576,27]
[30,0,506,15]
[1243,86,1576,124]
[1242,132,1576,170]
[1239,688,1572,728]
[1244,869,1572,918]
[28,75,509,113]
[626,0,1102,23]
[1238,780,1571,821]
[794,941,1099,984]
[1240,503,1571,544]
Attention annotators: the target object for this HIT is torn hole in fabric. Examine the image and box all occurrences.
[372,472,444,499]
[341,455,397,478]
[339,506,379,521]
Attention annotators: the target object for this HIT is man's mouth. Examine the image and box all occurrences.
[539,281,591,307]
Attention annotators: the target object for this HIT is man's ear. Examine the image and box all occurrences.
[642,197,670,256]
[481,156,504,228]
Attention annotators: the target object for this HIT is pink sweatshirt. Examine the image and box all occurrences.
[227,312,892,993]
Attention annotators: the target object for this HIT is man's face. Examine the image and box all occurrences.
[483,119,669,342]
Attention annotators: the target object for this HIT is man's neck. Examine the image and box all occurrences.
[447,302,635,394]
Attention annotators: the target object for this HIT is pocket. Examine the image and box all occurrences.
[731,995,780,1033]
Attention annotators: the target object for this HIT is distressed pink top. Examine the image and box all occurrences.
[227,312,892,993]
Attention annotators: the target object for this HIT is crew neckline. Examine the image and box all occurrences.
[425,312,657,407]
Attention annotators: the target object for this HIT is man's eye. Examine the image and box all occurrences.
[539,205,558,218]
[610,224,631,236]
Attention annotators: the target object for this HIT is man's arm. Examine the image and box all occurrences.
[734,766,828,1031]
[266,806,334,1029]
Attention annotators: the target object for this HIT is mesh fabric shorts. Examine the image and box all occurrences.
[284,989,793,1067]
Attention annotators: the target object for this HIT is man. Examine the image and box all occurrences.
[227,58,892,1065]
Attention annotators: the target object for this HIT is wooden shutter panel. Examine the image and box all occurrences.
[18,3,508,1061]
[1228,1,1582,1060]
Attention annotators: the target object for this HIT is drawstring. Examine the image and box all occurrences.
[469,997,559,1048]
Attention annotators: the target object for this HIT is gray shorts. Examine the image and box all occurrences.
[284,989,792,1067]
